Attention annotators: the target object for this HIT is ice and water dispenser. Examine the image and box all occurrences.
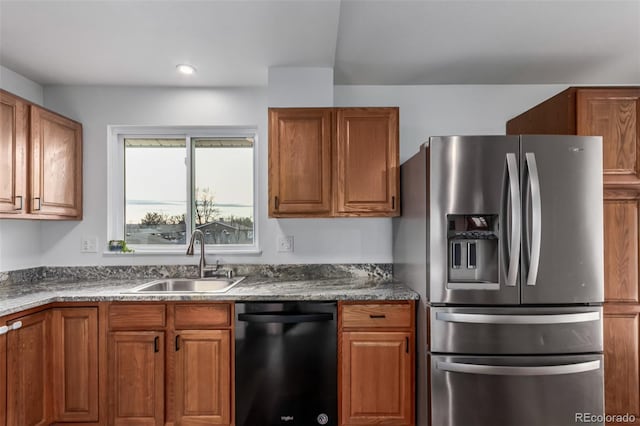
[447,214,499,284]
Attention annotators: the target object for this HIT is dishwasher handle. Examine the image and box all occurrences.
[237,312,334,324]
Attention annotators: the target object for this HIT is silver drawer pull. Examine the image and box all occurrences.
[435,311,600,325]
[10,321,23,330]
[437,360,601,376]
[0,325,8,335]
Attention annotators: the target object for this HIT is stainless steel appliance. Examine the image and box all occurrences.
[393,135,605,426]
[235,302,337,426]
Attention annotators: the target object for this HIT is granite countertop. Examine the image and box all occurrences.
[0,265,418,317]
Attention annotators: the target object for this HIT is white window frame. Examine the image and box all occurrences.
[107,125,260,255]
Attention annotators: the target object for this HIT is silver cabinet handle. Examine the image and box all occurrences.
[33,197,41,211]
[435,311,600,324]
[15,195,23,211]
[506,153,521,287]
[0,325,8,335]
[437,360,600,376]
[10,321,22,330]
[525,152,541,286]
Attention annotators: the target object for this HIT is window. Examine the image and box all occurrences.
[109,127,258,253]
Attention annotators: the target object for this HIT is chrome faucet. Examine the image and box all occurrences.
[186,229,219,278]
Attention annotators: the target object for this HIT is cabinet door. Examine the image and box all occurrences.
[175,330,231,425]
[0,329,6,426]
[0,91,27,215]
[30,105,83,218]
[108,332,164,426]
[7,310,51,426]
[268,108,332,216]
[604,190,640,303]
[577,89,640,185]
[335,108,399,216]
[51,308,99,422]
[340,331,413,425]
[604,309,640,425]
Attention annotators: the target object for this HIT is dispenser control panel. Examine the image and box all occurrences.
[447,214,499,285]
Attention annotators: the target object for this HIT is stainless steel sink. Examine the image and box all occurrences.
[127,276,245,293]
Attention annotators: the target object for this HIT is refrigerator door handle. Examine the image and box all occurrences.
[436,360,600,376]
[435,311,600,324]
[505,153,521,287]
[525,152,542,286]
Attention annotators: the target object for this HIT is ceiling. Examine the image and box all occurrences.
[1,0,638,87]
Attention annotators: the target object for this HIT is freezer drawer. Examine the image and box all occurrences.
[430,306,602,354]
[431,354,604,426]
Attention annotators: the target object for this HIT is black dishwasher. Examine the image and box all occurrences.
[235,302,337,426]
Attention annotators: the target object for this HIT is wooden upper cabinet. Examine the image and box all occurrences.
[577,89,640,184]
[506,86,640,185]
[0,91,28,215]
[335,108,399,216]
[30,105,83,218]
[6,310,51,426]
[269,108,333,216]
[51,308,99,423]
[174,330,232,425]
[268,107,400,217]
[0,89,83,220]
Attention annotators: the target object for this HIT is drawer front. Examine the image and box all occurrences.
[431,354,604,426]
[342,303,412,328]
[430,306,603,355]
[174,304,231,329]
[108,304,166,330]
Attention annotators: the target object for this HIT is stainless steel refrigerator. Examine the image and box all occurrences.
[393,135,605,426]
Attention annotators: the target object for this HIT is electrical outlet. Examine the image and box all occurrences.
[277,235,294,253]
[81,236,98,253]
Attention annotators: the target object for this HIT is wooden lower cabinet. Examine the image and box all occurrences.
[603,189,640,424]
[0,328,7,426]
[6,310,51,426]
[604,309,640,423]
[175,330,232,425]
[106,302,234,426]
[51,307,99,422]
[341,332,413,425]
[108,331,165,426]
[339,301,415,426]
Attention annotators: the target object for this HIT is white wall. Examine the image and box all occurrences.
[2,78,575,270]
[268,67,334,107]
[334,85,569,163]
[0,65,44,104]
[41,82,392,266]
[0,66,44,271]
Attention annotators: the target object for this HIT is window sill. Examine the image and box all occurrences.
[102,248,262,256]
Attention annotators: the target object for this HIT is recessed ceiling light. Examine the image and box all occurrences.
[176,64,196,75]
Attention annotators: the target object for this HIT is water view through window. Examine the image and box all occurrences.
[124,136,254,246]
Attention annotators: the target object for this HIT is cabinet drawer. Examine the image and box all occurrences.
[342,303,412,328]
[108,304,166,330]
[174,304,231,329]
